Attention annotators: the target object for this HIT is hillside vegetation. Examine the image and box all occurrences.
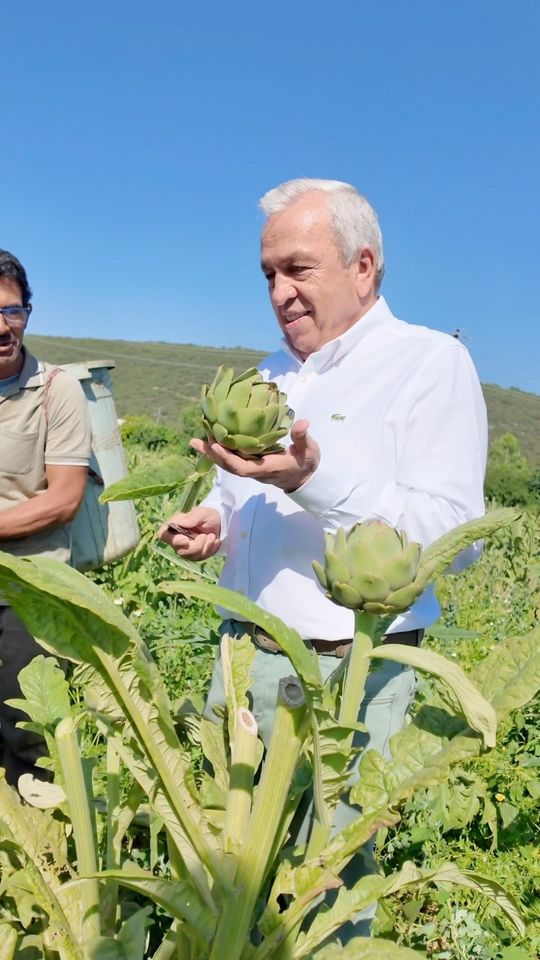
[26,333,540,465]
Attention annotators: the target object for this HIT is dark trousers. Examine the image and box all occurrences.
[0,606,50,787]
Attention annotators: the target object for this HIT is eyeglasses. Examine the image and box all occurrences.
[0,305,32,327]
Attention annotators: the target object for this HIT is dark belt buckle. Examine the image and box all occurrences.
[252,630,281,655]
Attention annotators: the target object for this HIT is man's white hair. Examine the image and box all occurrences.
[259,178,385,288]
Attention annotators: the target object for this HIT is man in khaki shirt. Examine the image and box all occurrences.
[0,249,91,786]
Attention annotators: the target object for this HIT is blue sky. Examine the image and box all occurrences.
[3,0,539,394]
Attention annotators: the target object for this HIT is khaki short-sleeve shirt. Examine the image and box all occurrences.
[0,348,91,567]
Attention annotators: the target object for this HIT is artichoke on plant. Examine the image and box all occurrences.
[312,520,423,615]
[200,366,294,458]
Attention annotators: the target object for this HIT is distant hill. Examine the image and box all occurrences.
[26,334,540,466]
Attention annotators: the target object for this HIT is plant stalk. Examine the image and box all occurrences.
[338,611,376,729]
[222,707,258,856]
[102,738,121,934]
[55,716,101,944]
[209,677,309,960]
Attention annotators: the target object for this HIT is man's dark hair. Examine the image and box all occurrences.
[0,250,32,306]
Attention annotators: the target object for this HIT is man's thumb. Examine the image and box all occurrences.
[290,418,310,451]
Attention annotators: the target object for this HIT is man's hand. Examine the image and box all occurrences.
[158,506,222,561]
[189,419,320,493]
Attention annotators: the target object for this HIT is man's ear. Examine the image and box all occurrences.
[355,247,377,298]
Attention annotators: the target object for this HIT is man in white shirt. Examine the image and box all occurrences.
[159,178,487,939]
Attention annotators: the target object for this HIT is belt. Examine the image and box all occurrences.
[240,622,423,659]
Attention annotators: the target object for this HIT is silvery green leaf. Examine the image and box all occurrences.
[371,644,497,747]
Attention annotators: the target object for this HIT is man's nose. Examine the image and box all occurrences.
[0,312,11,334]
[271,273,296,306]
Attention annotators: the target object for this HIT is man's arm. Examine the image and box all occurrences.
[289,340,488,545]
[190,340,487,547]
[0,464,88,540]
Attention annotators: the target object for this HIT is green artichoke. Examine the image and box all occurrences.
[200,366,294,458]
[312,520,423,615]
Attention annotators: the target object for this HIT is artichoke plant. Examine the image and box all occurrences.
[313,520,423,615]
[200,366,294,458]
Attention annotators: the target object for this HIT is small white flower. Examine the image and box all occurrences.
[113,597,124,606]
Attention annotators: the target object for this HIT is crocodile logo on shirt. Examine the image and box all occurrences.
[330,413,346,421]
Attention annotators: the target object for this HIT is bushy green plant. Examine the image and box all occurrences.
[121,416,186,452]
[376,509,540,958]
[0,509,535,959]
[484,434,534,507]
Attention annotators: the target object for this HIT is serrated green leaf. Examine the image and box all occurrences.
[6,655,72,727]
[293,875,387,957]
[92,868,217,943]
[371,644,496,747]
[415,507,520,587]
[0,551,138,664]
[159,580,322,689]
[471,626,540,719]
[0,552,223,903]
[382,860,525,935]
[199,719,229,791]
[99,455,188,501]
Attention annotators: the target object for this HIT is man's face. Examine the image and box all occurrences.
[0,277,27,379]
[260,192,376,360]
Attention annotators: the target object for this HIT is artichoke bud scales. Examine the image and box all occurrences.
[314,519,424,615]
[200,366,295,459]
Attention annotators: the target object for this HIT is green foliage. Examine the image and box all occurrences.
[376,509,540,959]
[484,433,537,507]
[0,507,535,958]
[120,416,185,452]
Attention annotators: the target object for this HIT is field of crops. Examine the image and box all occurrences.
[24,333,540,465]
[96,469,540,959]
[0,439,538,959]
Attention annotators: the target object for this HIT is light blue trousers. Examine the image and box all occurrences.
[204,621,416,943]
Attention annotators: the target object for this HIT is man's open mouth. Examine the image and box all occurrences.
[283,311,311,325]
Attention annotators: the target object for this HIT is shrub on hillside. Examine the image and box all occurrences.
[121,405,205,455]
[484,432,536,506]
[120,415,184,451]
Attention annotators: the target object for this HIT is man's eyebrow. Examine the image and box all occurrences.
[261,252,312,273]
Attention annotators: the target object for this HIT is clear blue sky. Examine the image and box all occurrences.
[3,0,539,394]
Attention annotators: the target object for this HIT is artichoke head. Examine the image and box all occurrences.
[201,366,294,458]
[313,520,423,615]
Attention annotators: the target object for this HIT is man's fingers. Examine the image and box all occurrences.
[290,419,310,452]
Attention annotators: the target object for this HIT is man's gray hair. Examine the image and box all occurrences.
[259,178,385,288]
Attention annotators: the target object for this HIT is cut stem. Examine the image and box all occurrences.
[210,677,309,960]
[223,707,258,856]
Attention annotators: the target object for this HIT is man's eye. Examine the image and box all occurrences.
[291,265,308,275]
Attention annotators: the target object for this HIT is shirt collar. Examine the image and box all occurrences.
[280,296,395,372]
[0,348,46,399]
[19,348,47,388]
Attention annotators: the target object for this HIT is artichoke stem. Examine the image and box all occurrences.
[209,677,308,960]
[223,707,258,857]
[339,611,377,728]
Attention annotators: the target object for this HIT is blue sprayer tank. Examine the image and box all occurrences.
[60,360,140,571]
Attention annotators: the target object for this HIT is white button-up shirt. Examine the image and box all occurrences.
[203,297,487,638]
